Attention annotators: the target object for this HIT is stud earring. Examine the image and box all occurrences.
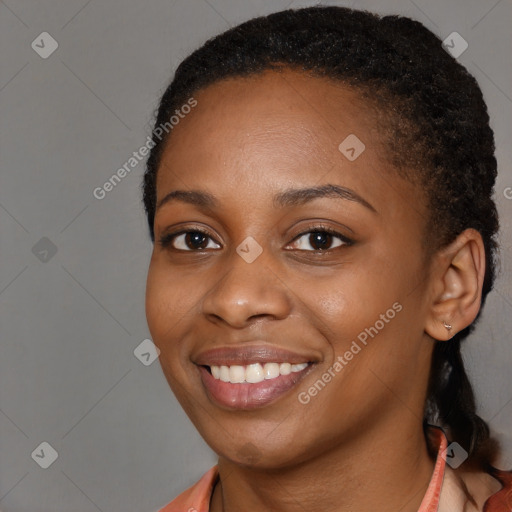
[443,321,452,331]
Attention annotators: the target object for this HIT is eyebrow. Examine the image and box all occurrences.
[156,184,377,214]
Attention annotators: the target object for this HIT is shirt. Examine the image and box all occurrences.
[157,427,512,512]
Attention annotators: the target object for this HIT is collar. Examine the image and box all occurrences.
[417,426,448,512]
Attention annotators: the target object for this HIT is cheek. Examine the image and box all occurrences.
[145,261,188,345]
[145,265,196,395]
[306,267,396,340]
[313,293,348,320]
[323,300,426,420]
[145,267,167,337]
[307,263,418,384]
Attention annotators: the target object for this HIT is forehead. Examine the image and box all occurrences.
[162,69,379,162]
[156,69,424,222]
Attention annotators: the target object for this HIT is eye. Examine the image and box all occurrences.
[158,225,353,252]
[287,226,353,252]
[158,229,221,251]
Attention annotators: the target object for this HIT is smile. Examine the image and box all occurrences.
[198,362,314,410]
[209,362,309,383]
[195,344,318,409]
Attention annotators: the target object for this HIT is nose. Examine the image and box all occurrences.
[201,247,292,329]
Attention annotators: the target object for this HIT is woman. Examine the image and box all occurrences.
[142,6,512,511]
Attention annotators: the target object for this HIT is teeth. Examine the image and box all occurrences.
[264,362,280,379]
[211,366,221,379]
[208,361,309,383]
[229,365,245,383]
[220,366,230,382]
[246,363,265,383]
[280,362,291,375]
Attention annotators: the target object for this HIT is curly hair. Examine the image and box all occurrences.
[142,6,501,470]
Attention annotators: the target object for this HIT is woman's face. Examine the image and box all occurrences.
[146,69,435,468]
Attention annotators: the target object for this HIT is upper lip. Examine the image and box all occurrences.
[194,343,318,367]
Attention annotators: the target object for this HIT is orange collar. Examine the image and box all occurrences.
[417,426,448,511]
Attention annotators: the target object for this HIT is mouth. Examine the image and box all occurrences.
[195,345,318,410]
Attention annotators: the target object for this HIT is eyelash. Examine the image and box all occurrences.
[158,224,354,252]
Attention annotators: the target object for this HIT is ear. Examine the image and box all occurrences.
[424,228,486,341]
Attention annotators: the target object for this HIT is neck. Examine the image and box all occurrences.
[211,416,436,512]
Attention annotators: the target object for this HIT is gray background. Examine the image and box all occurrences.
[1,0,511,511]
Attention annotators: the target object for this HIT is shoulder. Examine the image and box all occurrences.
[483,467,512,511]
[157,466,219,512]
[453,466,512,511]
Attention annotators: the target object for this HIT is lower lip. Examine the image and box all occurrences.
[198,365,313,410]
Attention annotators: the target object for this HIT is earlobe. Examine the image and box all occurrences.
[424,228,486,342]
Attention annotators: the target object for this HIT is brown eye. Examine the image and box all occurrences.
[159,230,221,251]
[288,227,352,252]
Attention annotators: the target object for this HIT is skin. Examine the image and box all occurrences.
[145,69,489,512]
